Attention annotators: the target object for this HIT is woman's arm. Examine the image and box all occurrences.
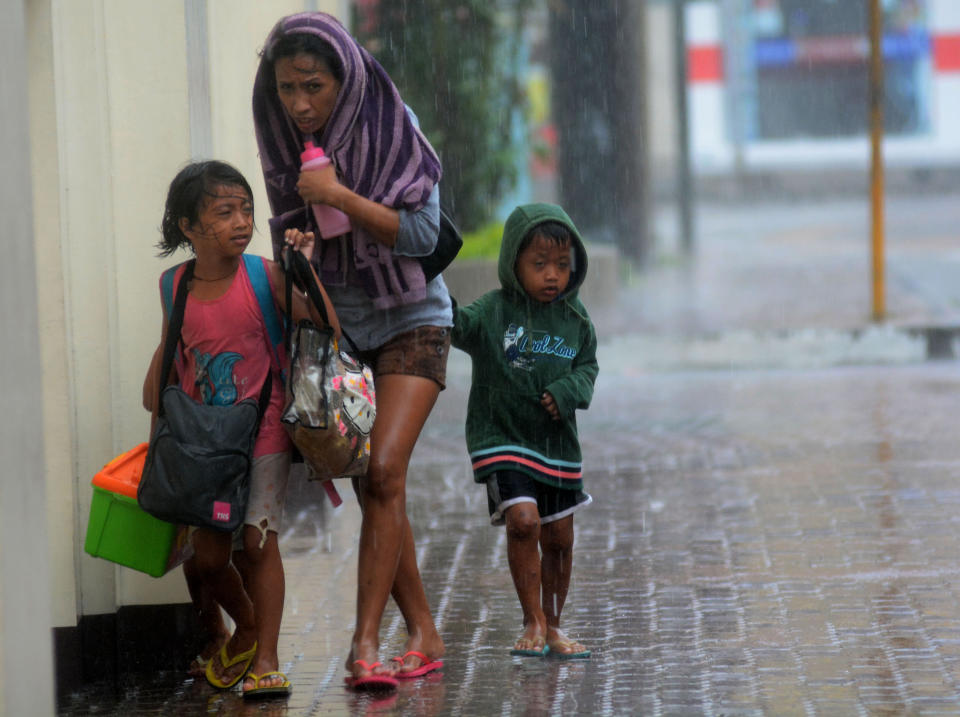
[270,231,341,338]
[296,165,401,247]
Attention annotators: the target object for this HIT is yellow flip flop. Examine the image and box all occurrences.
[205,640,258,689]
[243,671,292,699]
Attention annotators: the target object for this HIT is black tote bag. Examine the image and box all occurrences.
[137,261,271,531]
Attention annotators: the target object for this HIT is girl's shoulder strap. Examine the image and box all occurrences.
[160,261,190,318]
[241,254,284,363]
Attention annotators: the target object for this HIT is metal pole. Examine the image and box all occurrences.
[673,0,694,254]
[869,0,886,321]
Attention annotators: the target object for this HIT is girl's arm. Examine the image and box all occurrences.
[142,343,162,412]
[295,165,400,247]
[269,231,341,338]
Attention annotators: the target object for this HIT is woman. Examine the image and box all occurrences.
[253,13,449,689]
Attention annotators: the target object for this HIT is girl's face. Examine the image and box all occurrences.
[514,234,572,303]
[275,53,342,135]
[180,184,254,257]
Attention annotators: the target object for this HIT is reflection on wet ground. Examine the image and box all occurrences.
[59,355,960,714]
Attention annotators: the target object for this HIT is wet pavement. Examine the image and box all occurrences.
[58,196,960,715]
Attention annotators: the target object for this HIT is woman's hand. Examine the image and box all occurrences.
[284,228,316,261]
[297,163,342,207]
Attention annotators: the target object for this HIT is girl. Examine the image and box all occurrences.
[253,13,449,689]
[143,160,337,698]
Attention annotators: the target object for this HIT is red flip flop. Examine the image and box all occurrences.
[391,650,443,679]
[344,660,398,692]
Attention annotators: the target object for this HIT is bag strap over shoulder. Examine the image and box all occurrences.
[282,247,361,355]
[156,261,194,417]
[243,254,285,372]
[160,263,181,319]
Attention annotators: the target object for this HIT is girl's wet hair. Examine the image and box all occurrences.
[158,160,253,257]
[518,221,573,253]
[261,31,344,87]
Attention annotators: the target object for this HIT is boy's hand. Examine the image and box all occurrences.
[541,391,561,421]
[284,228,316,261]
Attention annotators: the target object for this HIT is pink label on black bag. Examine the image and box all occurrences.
[212,501,231,523]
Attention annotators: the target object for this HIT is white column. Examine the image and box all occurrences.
[1,0,56,713]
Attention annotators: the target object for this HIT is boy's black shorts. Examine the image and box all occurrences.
[485,469,591,526]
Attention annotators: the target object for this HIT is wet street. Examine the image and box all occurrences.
[58,196,960,715]
[58,353,960,715]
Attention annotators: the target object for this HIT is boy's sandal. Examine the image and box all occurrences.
[242,671,292,699]
[546,636,591,659]
[510,636,549,657]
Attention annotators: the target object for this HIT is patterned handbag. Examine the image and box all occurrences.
[281,248,376,481]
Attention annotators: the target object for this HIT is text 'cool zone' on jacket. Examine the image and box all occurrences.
[451,203,599,491]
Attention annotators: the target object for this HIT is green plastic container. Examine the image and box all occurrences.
[83,444,186,578]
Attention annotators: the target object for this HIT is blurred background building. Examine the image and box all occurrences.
[684,0,960,186]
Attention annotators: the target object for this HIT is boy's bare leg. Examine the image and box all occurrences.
[349,374,442,680]
[540,516,587,655]
[241,525,287,692]
[505,503,547,651]
[191,529,257,684]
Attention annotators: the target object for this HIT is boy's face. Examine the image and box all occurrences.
[514,233,572,303]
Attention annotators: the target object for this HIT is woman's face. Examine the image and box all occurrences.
[274,53,342,135]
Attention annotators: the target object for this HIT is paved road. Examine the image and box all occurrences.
[59,350,960,715]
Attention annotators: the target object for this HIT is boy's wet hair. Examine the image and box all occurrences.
[158,160,253,257]
[262,31,345,86]
[518,221,573,254]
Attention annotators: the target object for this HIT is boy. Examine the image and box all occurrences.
[451,203,599,659]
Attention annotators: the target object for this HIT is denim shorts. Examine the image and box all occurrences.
[355,325,451,389]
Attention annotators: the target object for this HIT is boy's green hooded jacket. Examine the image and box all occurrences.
[451,203,599,490]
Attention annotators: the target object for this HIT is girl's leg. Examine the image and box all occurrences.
[504,503,547,651]
[183,556,230,675]
[241,524,286,691]
[540,516,586,656]
[191,529,257,683]
[349,373,443,680]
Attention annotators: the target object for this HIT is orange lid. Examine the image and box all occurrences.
[91,443,148,499]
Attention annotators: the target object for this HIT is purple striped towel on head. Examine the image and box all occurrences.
[253,11,442,309]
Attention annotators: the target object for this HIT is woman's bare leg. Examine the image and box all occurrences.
[349,374,443,679]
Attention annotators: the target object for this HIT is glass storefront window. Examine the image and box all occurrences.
[747,0,930,139]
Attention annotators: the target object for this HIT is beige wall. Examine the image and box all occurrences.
[31,0,345,628]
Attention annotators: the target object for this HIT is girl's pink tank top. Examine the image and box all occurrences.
[166,257,291,457]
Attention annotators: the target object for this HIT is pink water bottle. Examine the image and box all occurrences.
[300,142,351,239]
